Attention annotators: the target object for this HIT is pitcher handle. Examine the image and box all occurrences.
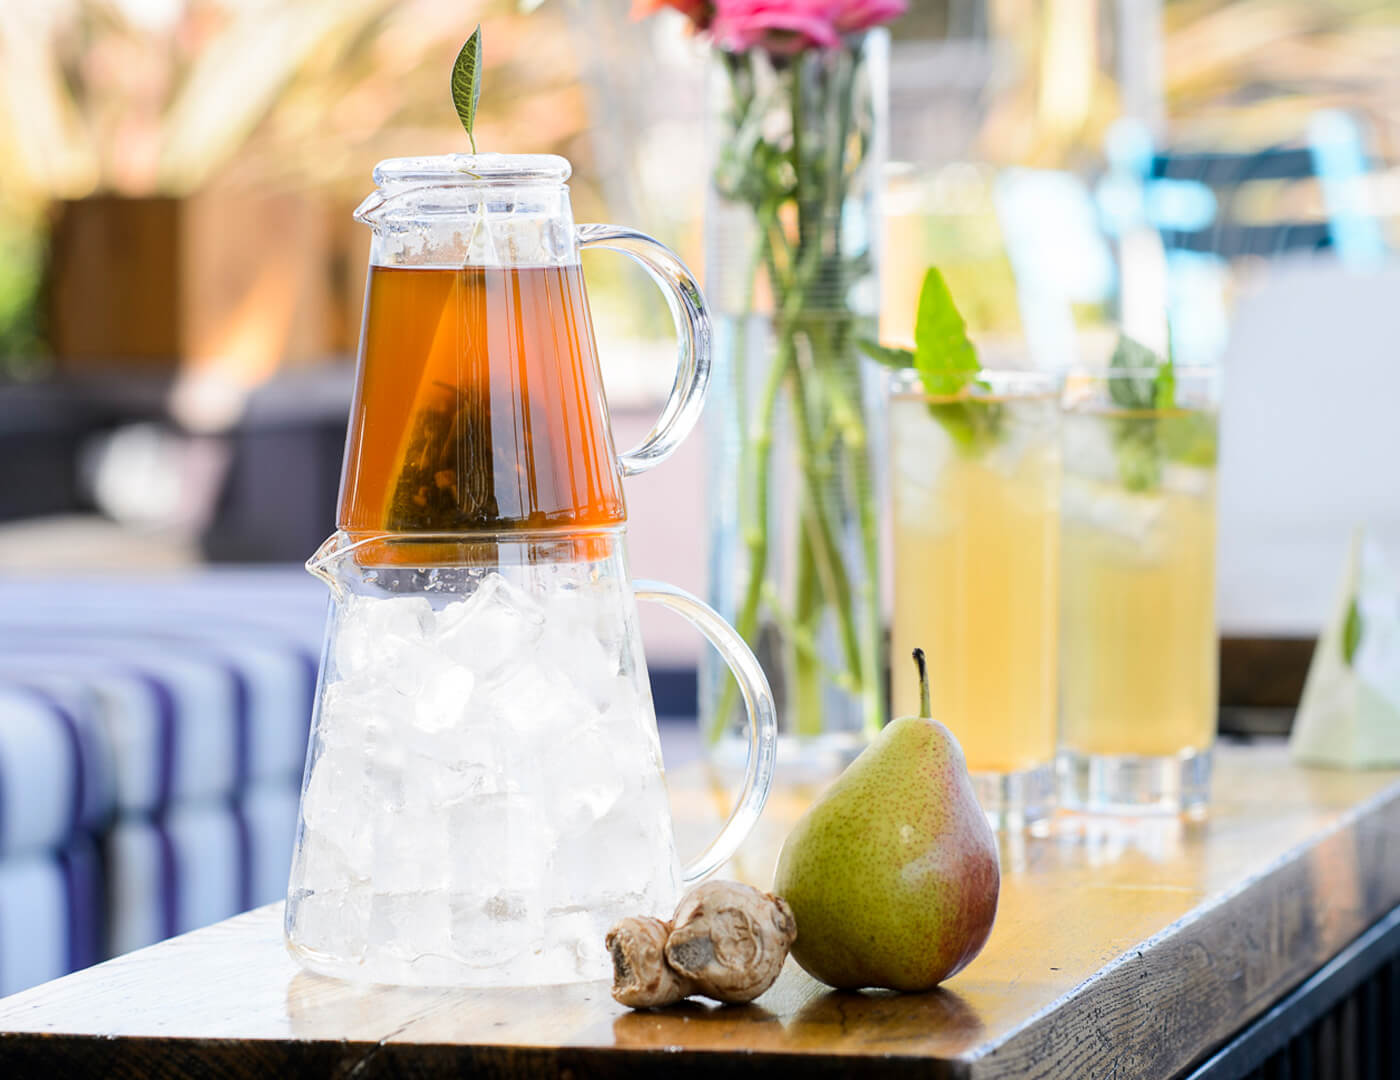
[634,579,776,886]
[575,224,711,477]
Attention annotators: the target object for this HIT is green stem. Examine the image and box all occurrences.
[786,343,864,686]
[792,503,824,734]
[760,583,857,692]
[809,323,886,736]
[706,323,791,746]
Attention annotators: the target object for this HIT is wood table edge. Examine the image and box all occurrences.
[0,1029,977,1079]
[964,782,1400,1077]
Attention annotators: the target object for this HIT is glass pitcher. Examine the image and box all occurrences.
[284,154,777,988]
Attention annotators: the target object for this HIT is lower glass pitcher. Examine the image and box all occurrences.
[285,531,777,987]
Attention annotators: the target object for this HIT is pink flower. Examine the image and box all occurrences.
[710,0,842,53]
[832,0,907,32]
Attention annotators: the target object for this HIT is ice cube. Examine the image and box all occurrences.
[369,890,453,965]
[480,661,582,747]
[385,636,447,698]
[447,791,549,896]
[414,661,476,733]
[547,780,681,917]
[332,594,433,680]
[315,678,398,753]
[449,890,535,967]
[544,909,611,981]
[436,573,546,682]
[1062,478,1165,550]
[289,881,371,962]
[548,725,628,828]
[374,799,450,892]
[1162,463,1213,498]
[543,622,621,712]
[302,747,375,875]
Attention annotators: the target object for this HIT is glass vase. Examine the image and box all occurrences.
[702,31,888,771]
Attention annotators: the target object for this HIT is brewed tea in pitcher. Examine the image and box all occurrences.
[342,264,624,534]
[285,154,776,988]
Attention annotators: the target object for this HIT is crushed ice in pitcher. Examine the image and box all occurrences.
[286,568,683,987]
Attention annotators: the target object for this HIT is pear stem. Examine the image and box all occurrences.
[912,648,931,718]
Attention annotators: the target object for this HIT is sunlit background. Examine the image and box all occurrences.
[2,1,1398,578]
[0,0,1398,993]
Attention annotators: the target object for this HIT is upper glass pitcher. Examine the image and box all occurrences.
[337,152,708,538]
[285,154,777,988]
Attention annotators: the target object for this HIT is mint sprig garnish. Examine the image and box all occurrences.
[451,26,483,153]
[912,267,979,395]
[859,268,1001,454]
[1107,333,1216,492]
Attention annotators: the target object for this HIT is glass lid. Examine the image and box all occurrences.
[371,153,572,189]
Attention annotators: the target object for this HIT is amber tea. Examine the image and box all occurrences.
[339,264,626,535]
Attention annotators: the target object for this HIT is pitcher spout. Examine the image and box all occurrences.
[306,532,349,592]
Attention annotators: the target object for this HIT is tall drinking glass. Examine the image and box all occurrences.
[890,370,1060,829]
[1058,367,1222,816]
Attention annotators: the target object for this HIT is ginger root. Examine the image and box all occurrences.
[666,881,797,1003]
[607,881,797,1009]
[606,916,695,1008]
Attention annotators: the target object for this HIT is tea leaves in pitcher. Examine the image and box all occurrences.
[342,265,626,535]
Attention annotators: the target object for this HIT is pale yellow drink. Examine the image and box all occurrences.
[890,372,1060,820]
[1060,474,1217,756]
[1057,380,1221,815]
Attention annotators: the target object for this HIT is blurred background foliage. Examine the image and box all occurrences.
[0,0,1396,377]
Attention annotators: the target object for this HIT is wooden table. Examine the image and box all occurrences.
[2,741,1399,1078]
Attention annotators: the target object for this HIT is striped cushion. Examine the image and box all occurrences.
[0,630,314,815]
[0,683,110,857]
[106,783,301,958]
[0,835,102,997]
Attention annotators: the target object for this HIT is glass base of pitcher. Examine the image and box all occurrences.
[284,931,612,989]
[1057,747,1213,818]
[707,729,869,781]
[970,764,1056,833]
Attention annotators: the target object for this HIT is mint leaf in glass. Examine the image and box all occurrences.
[452,26,483,153]
[1342,594,1364,665]
[1109,334,1179,491]
[913,267,979,396]
[1108,334,1162,410]
[914,269,1001,454]
[1107,333,1217,491]
[859,269,1003,454]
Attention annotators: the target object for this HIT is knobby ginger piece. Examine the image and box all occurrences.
[664,881,797,1004]
[607,916,695,1008]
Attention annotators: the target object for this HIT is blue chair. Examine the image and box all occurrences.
[1096,113,1388,364]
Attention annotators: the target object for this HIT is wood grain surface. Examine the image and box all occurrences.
[2,741,1399,1078]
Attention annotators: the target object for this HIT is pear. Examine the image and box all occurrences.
[773,650,1000,991]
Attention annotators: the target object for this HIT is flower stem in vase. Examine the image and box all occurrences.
[705,34,887,755]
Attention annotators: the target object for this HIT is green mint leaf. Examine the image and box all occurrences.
[1112,420,1162,492]
[1153,355,1177,411]
[1342,594,1363,665]
[857,339,915,370]
[932,396,1004,456]
[1108,334,1161,409]
[908,269,1002,454]
[451,26,483,154]
[913,267,978,396]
